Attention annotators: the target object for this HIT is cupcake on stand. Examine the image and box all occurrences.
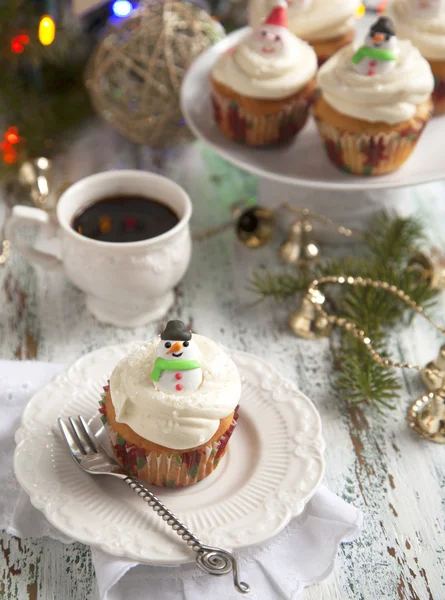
[210,0,317,147]
[387,0,445,114]
[249,0,362,65]
[313,17,434,176]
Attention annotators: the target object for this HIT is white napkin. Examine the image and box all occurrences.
[0,360,363,600]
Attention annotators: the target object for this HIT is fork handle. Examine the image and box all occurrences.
[123,476,250,594]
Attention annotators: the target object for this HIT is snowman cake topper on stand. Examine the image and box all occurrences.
[151,320,203,394]
[352,17,398,76]
[408,0,443,19]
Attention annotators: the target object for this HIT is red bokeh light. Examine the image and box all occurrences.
[3,153,16,164]
[11,34,30,54]
[2,127,21,164]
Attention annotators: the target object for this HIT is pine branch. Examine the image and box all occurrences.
[335,334,401,411]
[364,211,425,265]
[247,211,440,412]
[247,270,310,302]
[326,264,438,333]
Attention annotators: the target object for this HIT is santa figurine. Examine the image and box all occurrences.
[151,320,203,394]
[247,0,297,58]
[352,17,398,76]
[408,0,443,19]
[249,0,312,27]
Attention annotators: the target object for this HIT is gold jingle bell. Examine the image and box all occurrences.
[289,294,332,340]
[236,207,275,248]
[409,344,445,443]
[280,219,320,265]
[409,389,445,444]
[280,220,303,264]
[421,344,445,392]
[408,250,445,291]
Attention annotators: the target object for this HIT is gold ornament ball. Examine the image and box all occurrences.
[85,1,224,149]
[236,207,275,248]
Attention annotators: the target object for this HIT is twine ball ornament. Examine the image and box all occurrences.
[85,1,224,149]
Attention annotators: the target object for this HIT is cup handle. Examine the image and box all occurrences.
[5,205,63,271]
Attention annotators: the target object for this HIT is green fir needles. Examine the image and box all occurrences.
[250,212,439,411]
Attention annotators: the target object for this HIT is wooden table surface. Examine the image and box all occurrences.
[1,124,444,600]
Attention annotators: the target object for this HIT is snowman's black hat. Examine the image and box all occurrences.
[161,320,192,341]
[370,17,395,38]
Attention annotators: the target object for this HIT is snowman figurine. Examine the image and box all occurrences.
[150,320,203,394]
[247,0,298,58]
[352,17,398,77]
[408,0,443,20]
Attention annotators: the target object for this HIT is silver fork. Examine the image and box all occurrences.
[58,416,250,594]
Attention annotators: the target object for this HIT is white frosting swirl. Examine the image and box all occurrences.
[212,27,317,99]
[110,335,241,450]
[317,41,434,124]
[387,1,445,60]
[249,0,360,42]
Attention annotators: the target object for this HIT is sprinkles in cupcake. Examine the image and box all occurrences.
[352,17,398,76]
[151,320,203,394]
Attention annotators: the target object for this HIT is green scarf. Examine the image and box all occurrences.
[151,357,201,382]
[352,46,396,64]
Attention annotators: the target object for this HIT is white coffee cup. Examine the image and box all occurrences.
[6,170,192,328]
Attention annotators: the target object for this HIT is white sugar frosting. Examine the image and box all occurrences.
[110,335,241,450]
[317,41,434,124]
[387,1,445,61]
[211,27,317,99]
[249,0,360,42]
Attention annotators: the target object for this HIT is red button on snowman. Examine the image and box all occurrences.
[352,17,398,77]
[150,320,203,394]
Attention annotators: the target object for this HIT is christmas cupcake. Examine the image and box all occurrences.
[210,0,317,147]
[99,321,241,488]
[387,0,445,114]
[249,0,361,65]
[313,17,434,176]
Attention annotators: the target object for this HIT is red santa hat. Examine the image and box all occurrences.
[264,0,288,29]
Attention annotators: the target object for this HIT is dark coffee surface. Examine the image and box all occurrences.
[72,196,179,243]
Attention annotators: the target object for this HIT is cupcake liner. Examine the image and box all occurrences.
[211,88,311,148]
[432,75,445,115]
[99,389,240,488]
[314,116,429,176]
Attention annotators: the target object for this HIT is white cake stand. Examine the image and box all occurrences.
[180,27,445,236]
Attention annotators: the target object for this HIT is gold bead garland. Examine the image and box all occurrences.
[305,275,445,377]
[301,274,445,442]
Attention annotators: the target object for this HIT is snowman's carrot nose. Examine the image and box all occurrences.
[166,342,182,354]
[372,33,385,43]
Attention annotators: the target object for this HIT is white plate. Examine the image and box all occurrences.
[14,342,325,565]
[181,28,445,191]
